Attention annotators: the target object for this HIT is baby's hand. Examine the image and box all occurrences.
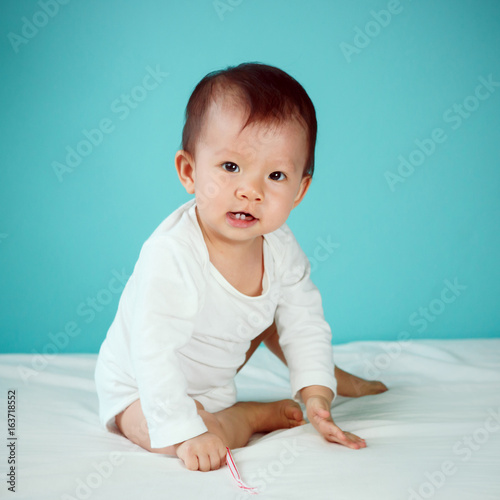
[306,395,366,450]
[175,432,227,471]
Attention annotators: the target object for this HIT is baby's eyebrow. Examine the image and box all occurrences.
[213,148,240,157]
[270,159,295,168]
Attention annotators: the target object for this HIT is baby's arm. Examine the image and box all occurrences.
[300,385,366,449]
[130,240,209,449]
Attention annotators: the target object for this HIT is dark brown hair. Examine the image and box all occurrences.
[181,62,317,177]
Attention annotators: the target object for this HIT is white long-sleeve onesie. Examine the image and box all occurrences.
[95,199,336,448]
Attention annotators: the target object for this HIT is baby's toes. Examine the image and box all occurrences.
[283,400,306,426]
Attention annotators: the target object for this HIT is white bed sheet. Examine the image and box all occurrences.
[1,338,499,500]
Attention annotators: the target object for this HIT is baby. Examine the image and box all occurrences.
[95,62,387,472]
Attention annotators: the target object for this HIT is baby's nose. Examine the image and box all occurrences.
[236,181,263,202]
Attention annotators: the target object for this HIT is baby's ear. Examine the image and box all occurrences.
[175,150,196,194]
[292,175,312,209]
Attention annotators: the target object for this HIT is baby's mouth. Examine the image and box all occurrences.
[228,212,257,221]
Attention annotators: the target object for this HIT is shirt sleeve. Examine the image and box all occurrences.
[129,238,208,448]
[274,226,337,403]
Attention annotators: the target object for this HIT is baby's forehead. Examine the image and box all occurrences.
[203,96,306,141]
[197,99,308,171]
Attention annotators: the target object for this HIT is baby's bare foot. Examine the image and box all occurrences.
[351,378,388,397]
[240,399,305,434]
[336,367,388,398]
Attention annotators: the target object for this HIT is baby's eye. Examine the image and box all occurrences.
[269,171,286,181]
[221,162,240,173]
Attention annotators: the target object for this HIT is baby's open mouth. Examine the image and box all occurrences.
[229,212,256,221]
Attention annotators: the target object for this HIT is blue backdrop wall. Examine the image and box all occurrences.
[1,0,499,354]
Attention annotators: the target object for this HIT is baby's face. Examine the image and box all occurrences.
[187,101,310,245]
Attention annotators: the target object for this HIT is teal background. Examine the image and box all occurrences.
[1,0,499,354]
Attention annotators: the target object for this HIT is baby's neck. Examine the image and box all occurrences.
[206,236,264,297]
[195,209,265,296]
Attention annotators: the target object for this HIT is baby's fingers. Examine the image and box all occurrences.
[343,431,367,449]
[179,450,199,471]
[325,425,366,450]
[197,452,212,472]
[204,442,227,471]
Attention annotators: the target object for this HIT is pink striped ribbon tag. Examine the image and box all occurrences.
[225,447,258,495]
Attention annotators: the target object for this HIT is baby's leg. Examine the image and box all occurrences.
[115,397,304,455]
[242,321,388,397]
[115,399,177,455]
